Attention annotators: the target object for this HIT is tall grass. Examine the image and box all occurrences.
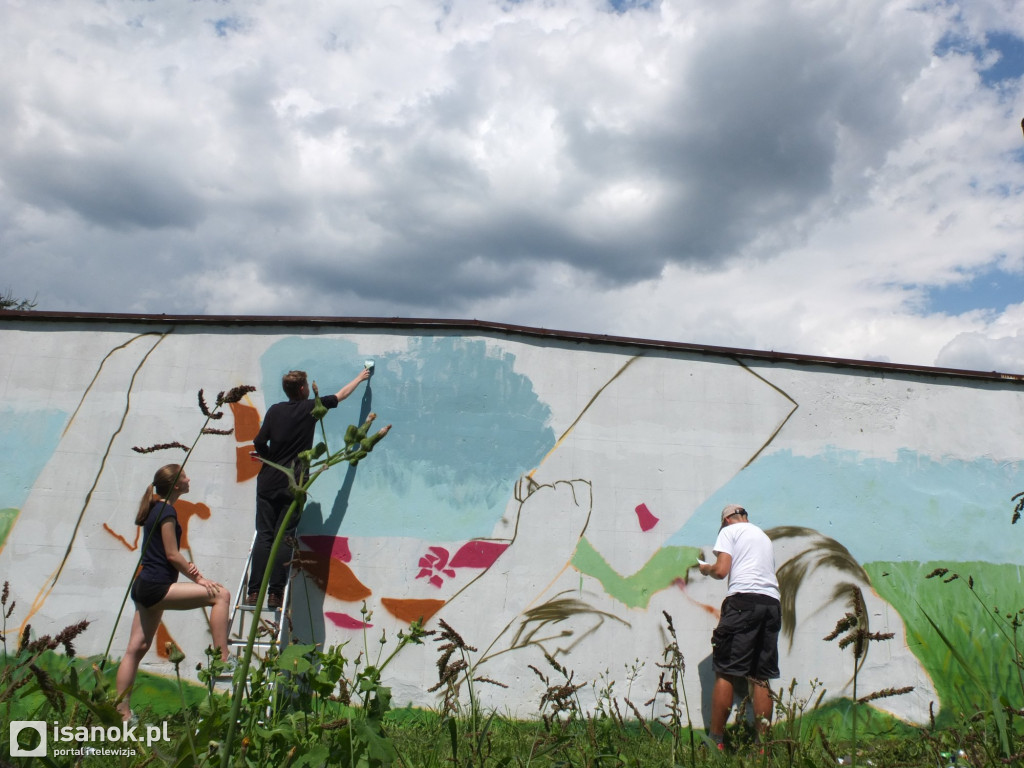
[4,584,1021,767]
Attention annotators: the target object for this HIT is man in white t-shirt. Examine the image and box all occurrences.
[698,504,781,751]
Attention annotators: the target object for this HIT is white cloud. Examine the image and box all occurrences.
[936,304,1024,373]
[2,0,1023,370]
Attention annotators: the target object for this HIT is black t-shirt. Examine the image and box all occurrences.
[254,395,339,495]
[138,501,181,584]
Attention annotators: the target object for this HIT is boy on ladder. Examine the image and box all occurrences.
[248,366,371,608]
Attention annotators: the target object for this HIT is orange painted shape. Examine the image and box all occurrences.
[235,444,260,483]
[155,623,176,659]
[295,551,371,602]
[381,597,445,624]
[229,402,261,442]
[175,501,211,550]
[103,523,141,551]
[327,561,371,601]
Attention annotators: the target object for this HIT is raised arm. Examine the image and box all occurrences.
[334,368,371,401]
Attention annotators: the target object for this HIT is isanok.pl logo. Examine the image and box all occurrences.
[10,718,170,758]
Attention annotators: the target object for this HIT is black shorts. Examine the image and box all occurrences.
[131,578,171,609]
[711,593,781,680]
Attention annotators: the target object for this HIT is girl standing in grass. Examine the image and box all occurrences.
[116,464,232,721]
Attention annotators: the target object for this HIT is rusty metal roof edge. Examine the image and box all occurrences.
[2,309,1023,383]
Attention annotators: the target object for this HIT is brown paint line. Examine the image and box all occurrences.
[443,360,640,659]
[730,357,799,468]
[102,523,140,551]
[528,356,642,477]
[476,479,594,664]
[517,602,627,656]
[476,357,790,665]
[446,355,793,666]
[487,588,631,662]
[60,332,167,438]
[20,331,171,633]
[442,477,593,615]
[477,560,577,664]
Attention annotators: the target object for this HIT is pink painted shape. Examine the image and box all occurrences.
[427,546,449,567]
[415,546,456,588]
[299,535,352,562]
[635,503,659,532]
[325,612,372,630]
[449,540,510,568]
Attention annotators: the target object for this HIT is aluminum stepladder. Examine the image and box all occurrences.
[224,532,293,674]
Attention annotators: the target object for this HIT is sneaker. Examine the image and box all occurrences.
[267,592,283,610]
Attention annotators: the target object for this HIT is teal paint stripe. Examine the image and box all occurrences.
[0,409,68,511]
[669,448,1024,565]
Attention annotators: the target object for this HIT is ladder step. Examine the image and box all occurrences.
[225,532,295,707]
[236,604,283,614]
[227,640,277,650]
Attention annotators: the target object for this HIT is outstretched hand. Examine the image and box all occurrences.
[335,367,373,400]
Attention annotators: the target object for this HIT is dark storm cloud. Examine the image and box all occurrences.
[3,0,922,300]
[252,1,926,307]
[4,149,204,231]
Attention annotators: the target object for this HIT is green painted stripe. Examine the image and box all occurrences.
[571,538,700,608]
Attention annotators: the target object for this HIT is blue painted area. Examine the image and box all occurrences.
[923,264,1024,315]
[668,447,1024,565]
[0,409,68,510]
[260,336,555,540]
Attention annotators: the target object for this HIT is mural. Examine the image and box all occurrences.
[1,315,1022,729]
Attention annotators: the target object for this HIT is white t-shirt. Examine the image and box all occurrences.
[712,522,780,600]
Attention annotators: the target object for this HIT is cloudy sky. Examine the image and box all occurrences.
[3,0,1023,371]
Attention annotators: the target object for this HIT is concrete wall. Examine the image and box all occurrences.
[3,315,1023,726]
